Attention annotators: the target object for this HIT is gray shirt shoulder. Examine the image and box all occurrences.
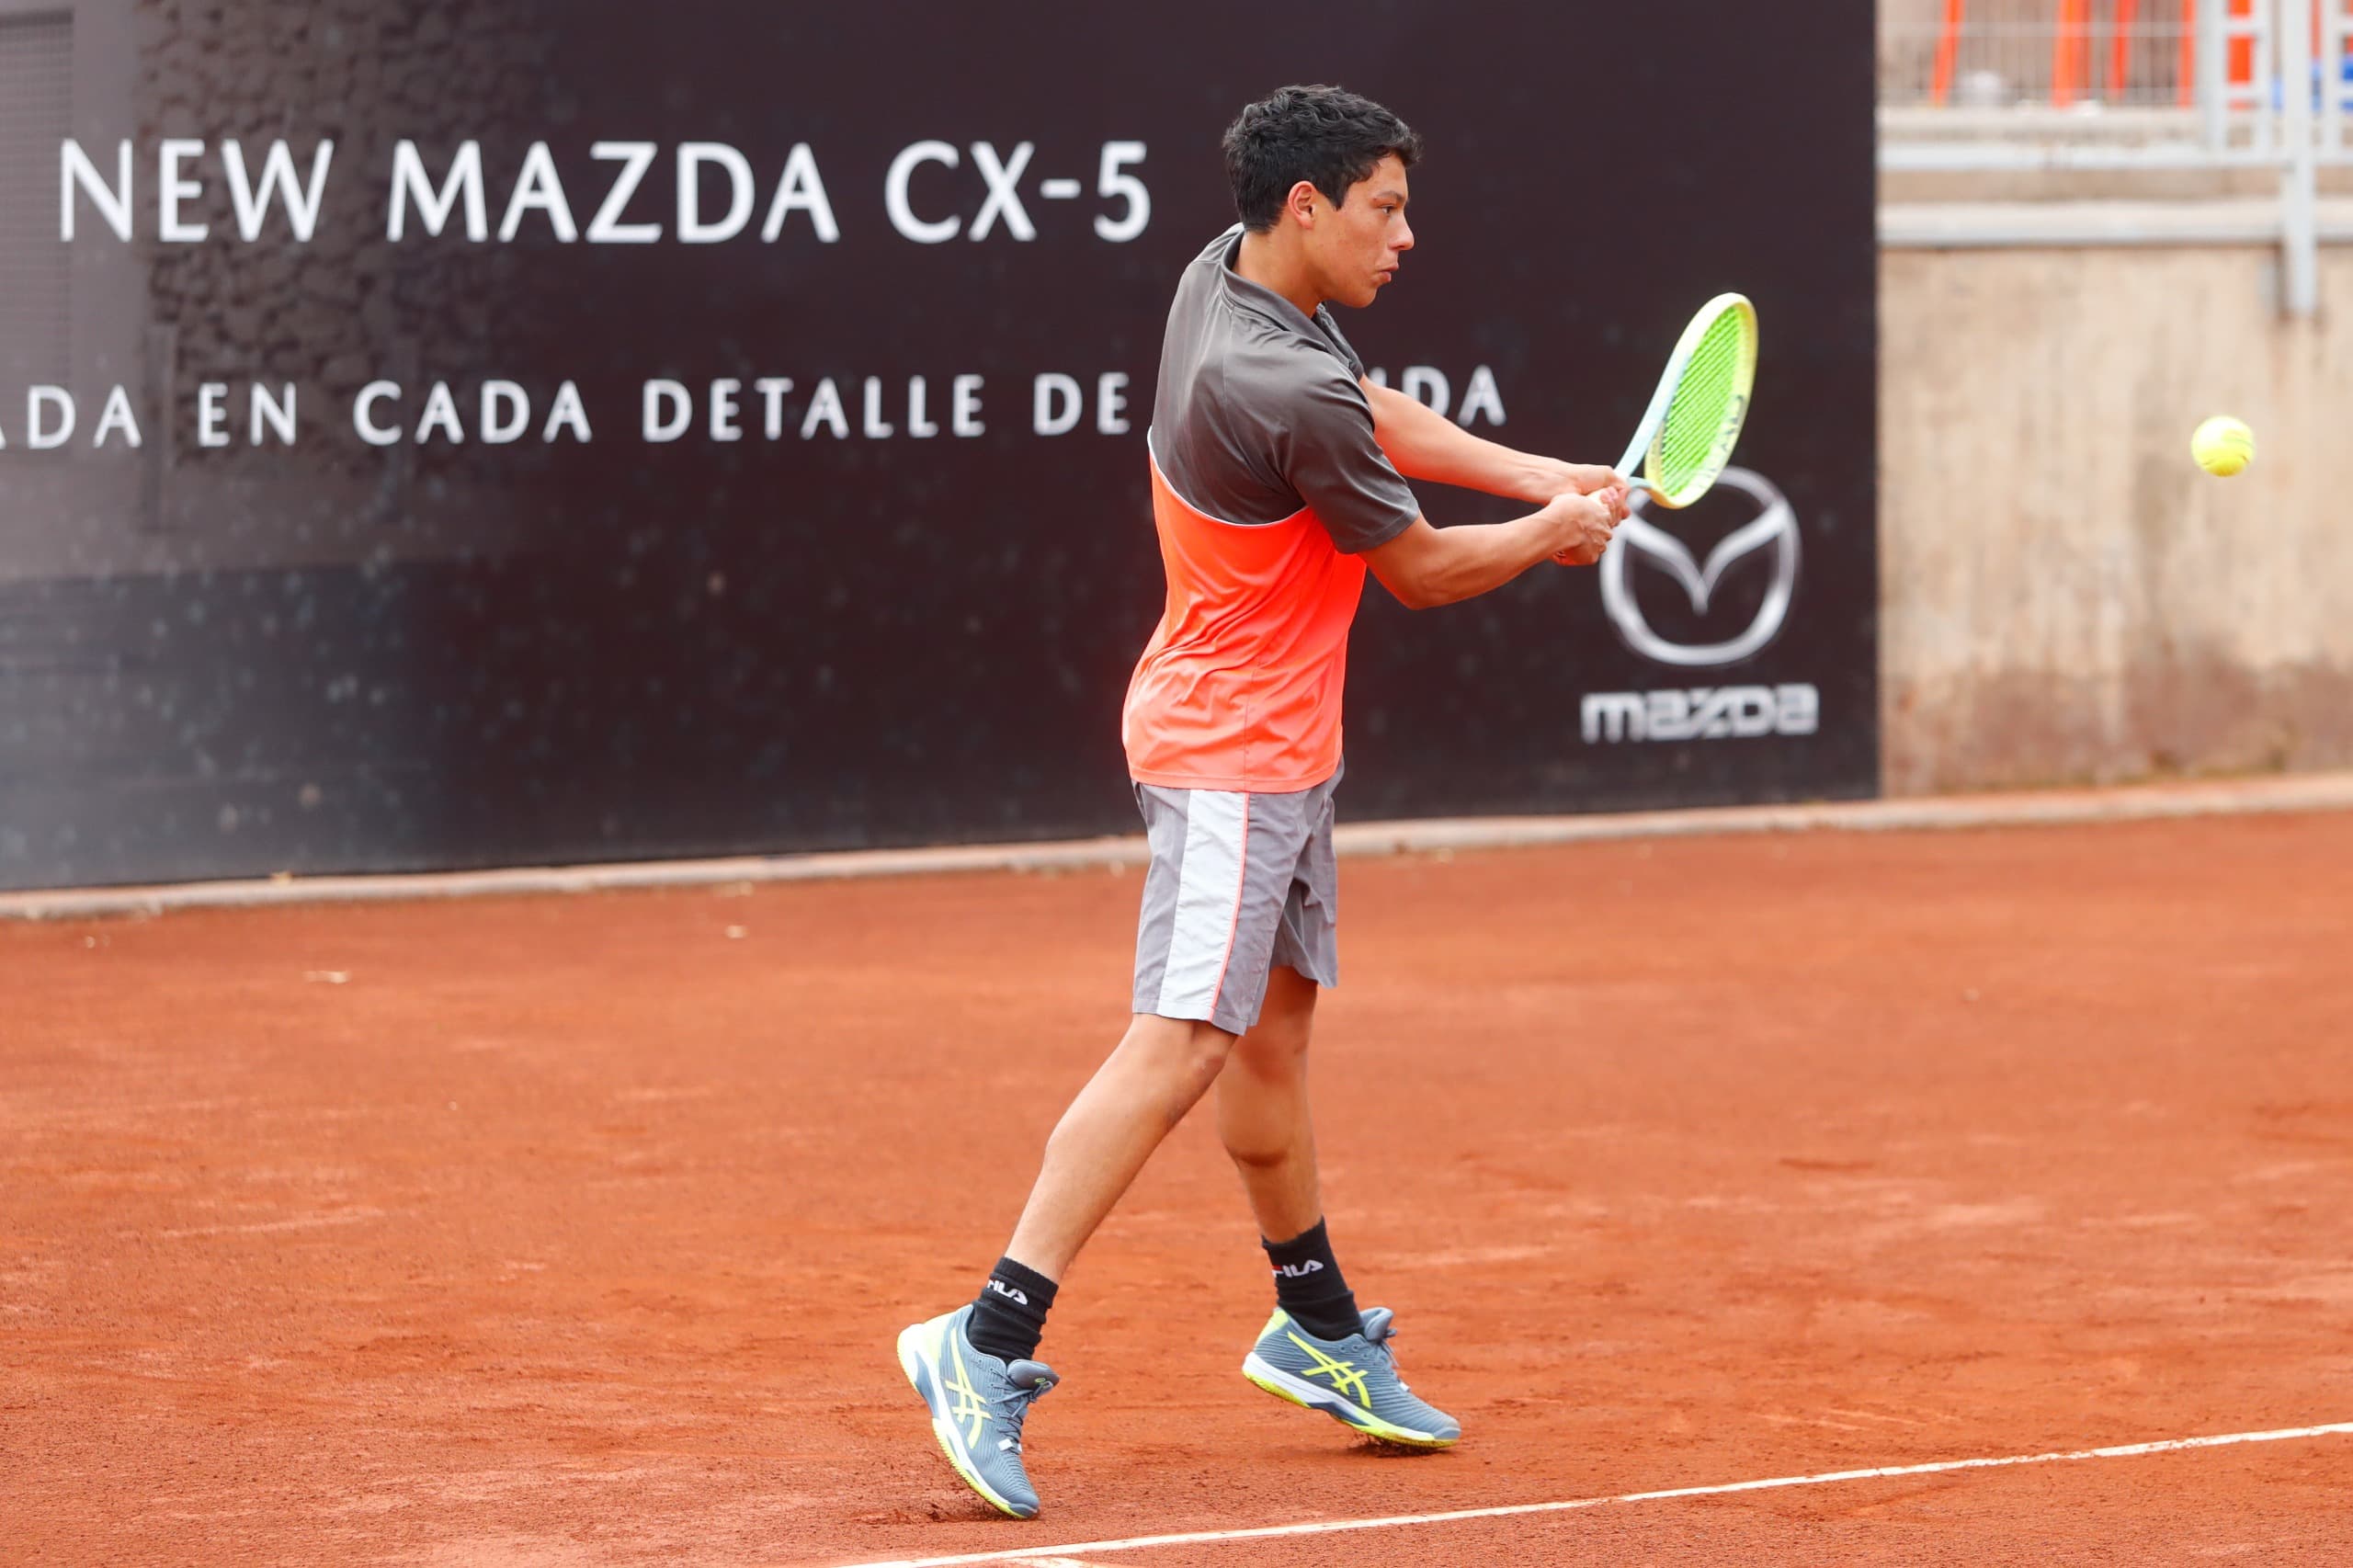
[1147,227,1420,553]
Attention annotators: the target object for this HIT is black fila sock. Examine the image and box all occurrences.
[965,1256,1058,1364]
[1263,1218,1362,1342]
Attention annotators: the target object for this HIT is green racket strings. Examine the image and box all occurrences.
[1653,308,1749,500]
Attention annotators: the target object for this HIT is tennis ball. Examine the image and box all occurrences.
[2191,415,2255,478]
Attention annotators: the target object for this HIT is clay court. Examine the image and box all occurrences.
[6,808,2353,1565]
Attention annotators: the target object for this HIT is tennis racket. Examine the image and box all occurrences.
[1612,293,1758,510]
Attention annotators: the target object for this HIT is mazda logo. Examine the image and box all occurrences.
[1598,466,1799,668]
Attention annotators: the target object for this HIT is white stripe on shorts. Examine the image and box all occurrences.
[1154,790,1250,1021]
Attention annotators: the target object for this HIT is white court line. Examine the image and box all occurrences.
[835,1421,2353,1567]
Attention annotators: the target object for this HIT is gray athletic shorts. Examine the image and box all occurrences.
[1131,766,1342,1037]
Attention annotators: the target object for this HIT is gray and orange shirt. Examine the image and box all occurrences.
[1123,226,1422,793]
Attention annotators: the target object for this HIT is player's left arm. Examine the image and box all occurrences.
[1362,378,1620,507]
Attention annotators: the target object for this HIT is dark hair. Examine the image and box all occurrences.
[1222,85,1422,233]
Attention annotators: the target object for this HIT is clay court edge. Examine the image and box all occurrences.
[6,769,2351,924]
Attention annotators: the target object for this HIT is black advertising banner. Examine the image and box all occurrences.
[0,1,1878,892]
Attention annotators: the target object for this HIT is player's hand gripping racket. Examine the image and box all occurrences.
[1613,293,1758,509]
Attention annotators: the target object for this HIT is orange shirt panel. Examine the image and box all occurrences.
[1122,460,1367,792]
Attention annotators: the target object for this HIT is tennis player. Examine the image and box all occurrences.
[899,84,1629,1519]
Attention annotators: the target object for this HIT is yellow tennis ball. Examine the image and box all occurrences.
[2192,415,2255,478]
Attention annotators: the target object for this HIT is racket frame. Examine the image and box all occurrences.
[1614,292,1758,510]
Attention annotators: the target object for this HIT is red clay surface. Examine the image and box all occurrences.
[6,812,2352,1566]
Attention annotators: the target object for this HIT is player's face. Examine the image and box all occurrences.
[1313,154,1413,309]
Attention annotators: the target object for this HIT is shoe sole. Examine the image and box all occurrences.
[897,1320,1037,1519]
[1241,1351,1459,1449]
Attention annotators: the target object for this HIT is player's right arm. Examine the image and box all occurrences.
[1361,491,1620,610]
[1362,379,1624,506]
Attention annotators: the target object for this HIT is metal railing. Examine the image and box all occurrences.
[1884,0,2353,153]
[1883,0,2212,111]
[1881,0,2353,313]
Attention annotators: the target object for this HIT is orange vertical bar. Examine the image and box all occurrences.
[2112,0,2142,99]
[2179,0,2196,108]
[2230,0,2255,86]
[1932,0,1968,105]
[2054,0,2093,106]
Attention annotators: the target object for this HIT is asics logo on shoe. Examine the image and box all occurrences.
[1271,1260,1324,1278]
[944,1335,994,1447]
[1285,1331,1373,1408]
[985,1279,1029,1305]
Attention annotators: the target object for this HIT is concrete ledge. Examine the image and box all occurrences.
[6,772,2353,923]
[1881,197,2353,247]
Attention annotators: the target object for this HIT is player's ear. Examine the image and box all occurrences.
[1284,180,1320,229]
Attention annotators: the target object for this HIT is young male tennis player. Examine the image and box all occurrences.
[898,84,1630,1519]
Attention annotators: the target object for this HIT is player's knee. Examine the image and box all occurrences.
[1221,1119,1298,1169]
[1125,1014,1236,1097]
[1237,981,1316,1072]
[1234,1016,1313,1076]
[1180,1025,1239,1091]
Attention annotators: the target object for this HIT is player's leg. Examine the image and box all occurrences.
[1224,774,1461,1449]
[991,781,1286,1296]
[1217,964,1361,1332]
[1003,1010,1237,1280]
[898,782,1292,1517]
[1221,789,1343,1290]
[897,1012,1238,1521]
[1217,963,1323,1238]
